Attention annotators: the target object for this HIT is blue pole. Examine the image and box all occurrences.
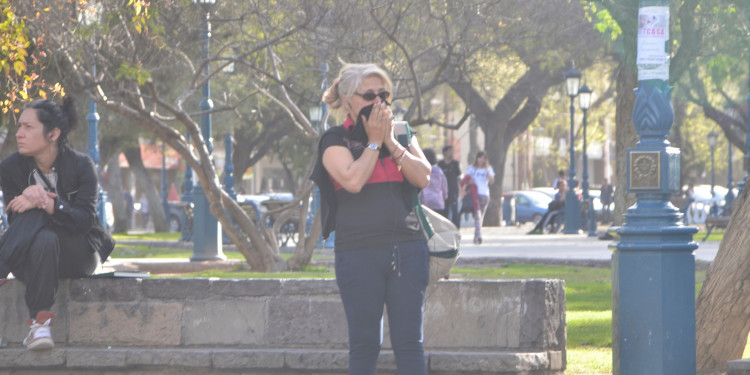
[564,94,581,234]
[191,5,224,261]
[180,133,193,241]
[611,2,697,374]
[161,142,170,222]
[582,107,596,237]
[726,141,734,213]
[86,63,108,231]
[223,133,236,200]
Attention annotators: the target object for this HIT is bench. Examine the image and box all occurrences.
[0,278,566,374]
[702,215,730,241]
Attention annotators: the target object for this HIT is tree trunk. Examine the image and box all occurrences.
[696,187,750,373]
[105,153,129,233]
[484,124,507,226]
[613,62,639,226]
[123,146,169,232]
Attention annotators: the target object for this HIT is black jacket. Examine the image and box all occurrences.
[0,147,115,262]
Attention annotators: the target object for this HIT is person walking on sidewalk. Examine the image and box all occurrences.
[0,98,115,350]
[438,145,462,227]
[311,63,432,374]
[462,150,495,244]
[421,148,448,214]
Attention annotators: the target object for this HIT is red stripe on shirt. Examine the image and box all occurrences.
[330,117,404,190]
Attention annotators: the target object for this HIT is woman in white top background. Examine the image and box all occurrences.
[463,150,494,244]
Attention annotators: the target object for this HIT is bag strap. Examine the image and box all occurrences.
[397,123,436,239]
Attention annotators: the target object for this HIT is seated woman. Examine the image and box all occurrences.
[528,179,567,234]
[0,97,115,350]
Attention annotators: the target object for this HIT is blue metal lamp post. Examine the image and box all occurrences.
[708,131,718,198]
[190,0,225,261]
[611,2,698,373]
[223,133,237,200]
[80,2,108,230]
[578,84,597,237]
[563,64,582,234]
[161,142,169,222]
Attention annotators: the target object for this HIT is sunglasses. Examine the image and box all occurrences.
[354,90,391,103]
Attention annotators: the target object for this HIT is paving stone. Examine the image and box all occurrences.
[428,351,550,372]
[266,297,348,346]
[66,348,127,368]
[283,349,349,370]
[0,348,65,368]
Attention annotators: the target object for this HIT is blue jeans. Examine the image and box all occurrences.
[335,240,429,375]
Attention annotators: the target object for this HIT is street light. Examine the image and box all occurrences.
[79,1,108,230]
[190,0,225,261]
[563,63,582,234]
[578,83,596,237]
[708,131,718,199]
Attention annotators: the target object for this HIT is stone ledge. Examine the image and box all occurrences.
[0,347,564,374]
[728,359,750,375]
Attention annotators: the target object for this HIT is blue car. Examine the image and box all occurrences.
[512,190,553,225]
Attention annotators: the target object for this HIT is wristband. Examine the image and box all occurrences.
[392,147,406,162]
[397,152,407,171]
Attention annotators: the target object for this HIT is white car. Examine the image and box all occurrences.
[683,184,733,224]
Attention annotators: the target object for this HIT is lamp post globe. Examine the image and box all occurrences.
[578,83,596,237]
[563,63,582,234]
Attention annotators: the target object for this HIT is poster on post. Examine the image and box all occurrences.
[636,6,669,81]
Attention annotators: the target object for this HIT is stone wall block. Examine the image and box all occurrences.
[0,349,64,368]
[267,297,348,346]
[424,280,523,350]
[66,348,127,368]
[281,279,340,296]
[182,300,266,346]
[142,279,210,299]
[428,351,550,372]
[212,349,285,369]
[68,302,182,346]
[0,280,70,345]
[69,278,140,302]
[126,348,211,367]
[284,349,349,370]
[211,279,282,297]
[520,280,566,350]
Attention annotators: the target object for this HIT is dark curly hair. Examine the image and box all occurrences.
[23,97,79,148]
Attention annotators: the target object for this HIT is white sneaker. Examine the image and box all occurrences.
[24,311,55,350]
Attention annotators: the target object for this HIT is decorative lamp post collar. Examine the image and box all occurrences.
[578,84,592,110]
[708,131,718,150]
[564,64,581,98]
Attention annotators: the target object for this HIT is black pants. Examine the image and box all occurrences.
[0,210,99,318]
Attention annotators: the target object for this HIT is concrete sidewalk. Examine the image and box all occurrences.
[107,222,719,274]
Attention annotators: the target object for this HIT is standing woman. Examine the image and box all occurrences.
[0,97,115,350]
[311,63,431,374]
[463,150,495,244]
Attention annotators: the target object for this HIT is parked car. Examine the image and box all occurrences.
[511,190,553,225]
[680,184,732,224]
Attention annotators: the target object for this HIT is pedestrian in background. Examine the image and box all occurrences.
[420,148,448,214]
[462,150,494,244]
[139,193,149,229]
[438,145,461,227]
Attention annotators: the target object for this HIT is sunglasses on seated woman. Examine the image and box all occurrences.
[354,90,390,104]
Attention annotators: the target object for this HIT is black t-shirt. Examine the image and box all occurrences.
[320,129,422,252]
[438,159,461,201]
